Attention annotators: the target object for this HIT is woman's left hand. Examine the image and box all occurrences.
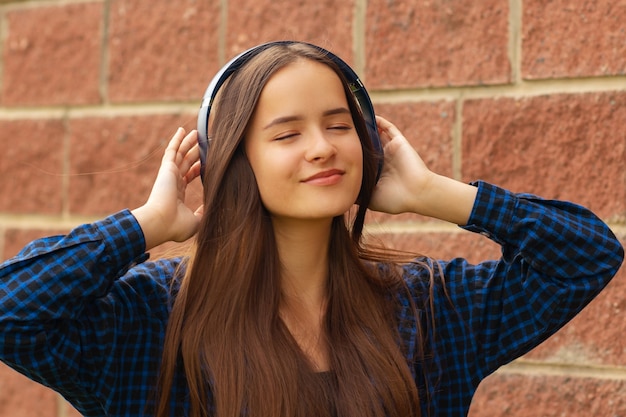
[368,116,434,214]
[369,116,478,225]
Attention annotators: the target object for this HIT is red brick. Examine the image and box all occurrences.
[226,0,354,64]
[462,92,626,219]
[365,0,510,88]
[2,228,69,262]
[0,119,65,215]
[469,373,626,417]
[2,3,103,106]
[107,0,220,103]
[0,363,58,417]
[523,0,626,79]
[67,114,203,216]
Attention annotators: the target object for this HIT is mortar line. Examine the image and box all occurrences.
[500,358,626,381]
[0,0,101,13]
[0,104,198,119]
[370,76,626,103]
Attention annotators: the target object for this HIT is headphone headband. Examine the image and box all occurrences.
[197,41,382,182]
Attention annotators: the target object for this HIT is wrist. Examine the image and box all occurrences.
[410,174,478,225]
[131,205,169,251]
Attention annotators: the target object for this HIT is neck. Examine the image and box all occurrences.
[272,216,333,306]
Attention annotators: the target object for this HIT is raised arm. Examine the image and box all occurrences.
[0,127,202,415]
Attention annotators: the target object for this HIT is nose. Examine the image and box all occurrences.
[304,128,336,162]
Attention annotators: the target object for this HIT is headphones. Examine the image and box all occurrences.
[196,40,382,182]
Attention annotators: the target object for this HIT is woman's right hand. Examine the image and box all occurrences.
[131,128,204,251]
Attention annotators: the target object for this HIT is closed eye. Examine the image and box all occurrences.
[275,132,299,141]
[329,125,353,131]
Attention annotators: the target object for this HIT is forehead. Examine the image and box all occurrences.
[256,59,348,111]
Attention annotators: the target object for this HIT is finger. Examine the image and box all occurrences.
[375,115,395,131]
[180,143,201,175]
[178,130,199,159]
[375,116,393,145]
[375,115,403,141]
[183,160,202,184]
[163,127,187,162]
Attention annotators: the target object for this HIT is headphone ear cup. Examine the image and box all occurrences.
[365,120,383,181]
[197,103,210,182]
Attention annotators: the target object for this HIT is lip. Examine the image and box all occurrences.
[302,169,345,185]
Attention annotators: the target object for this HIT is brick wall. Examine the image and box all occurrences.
[0,0,624,416]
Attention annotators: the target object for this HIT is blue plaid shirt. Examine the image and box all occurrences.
[0,182,623,417]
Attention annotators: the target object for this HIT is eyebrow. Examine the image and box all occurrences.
[263,107,351,130]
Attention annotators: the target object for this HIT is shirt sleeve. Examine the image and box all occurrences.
[0,210,178,414]
[404,181,624,392]
[458,181,623,373]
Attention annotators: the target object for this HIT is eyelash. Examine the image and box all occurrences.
[274,125,352,141]
[275,133,298,141]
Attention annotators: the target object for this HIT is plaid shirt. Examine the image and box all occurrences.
[0,182,623,416]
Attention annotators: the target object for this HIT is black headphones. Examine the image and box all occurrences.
[196,41,382,182]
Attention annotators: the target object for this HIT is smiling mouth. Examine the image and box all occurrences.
[302,169,345,185]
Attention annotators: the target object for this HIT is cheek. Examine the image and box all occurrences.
[248,159,291,207]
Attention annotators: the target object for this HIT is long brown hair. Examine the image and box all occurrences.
[156,43,424,417]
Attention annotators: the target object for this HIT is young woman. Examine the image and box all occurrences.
[0,42,623,417]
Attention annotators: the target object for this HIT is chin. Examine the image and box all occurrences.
[303,203,356,219]
[266,191,360,220]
